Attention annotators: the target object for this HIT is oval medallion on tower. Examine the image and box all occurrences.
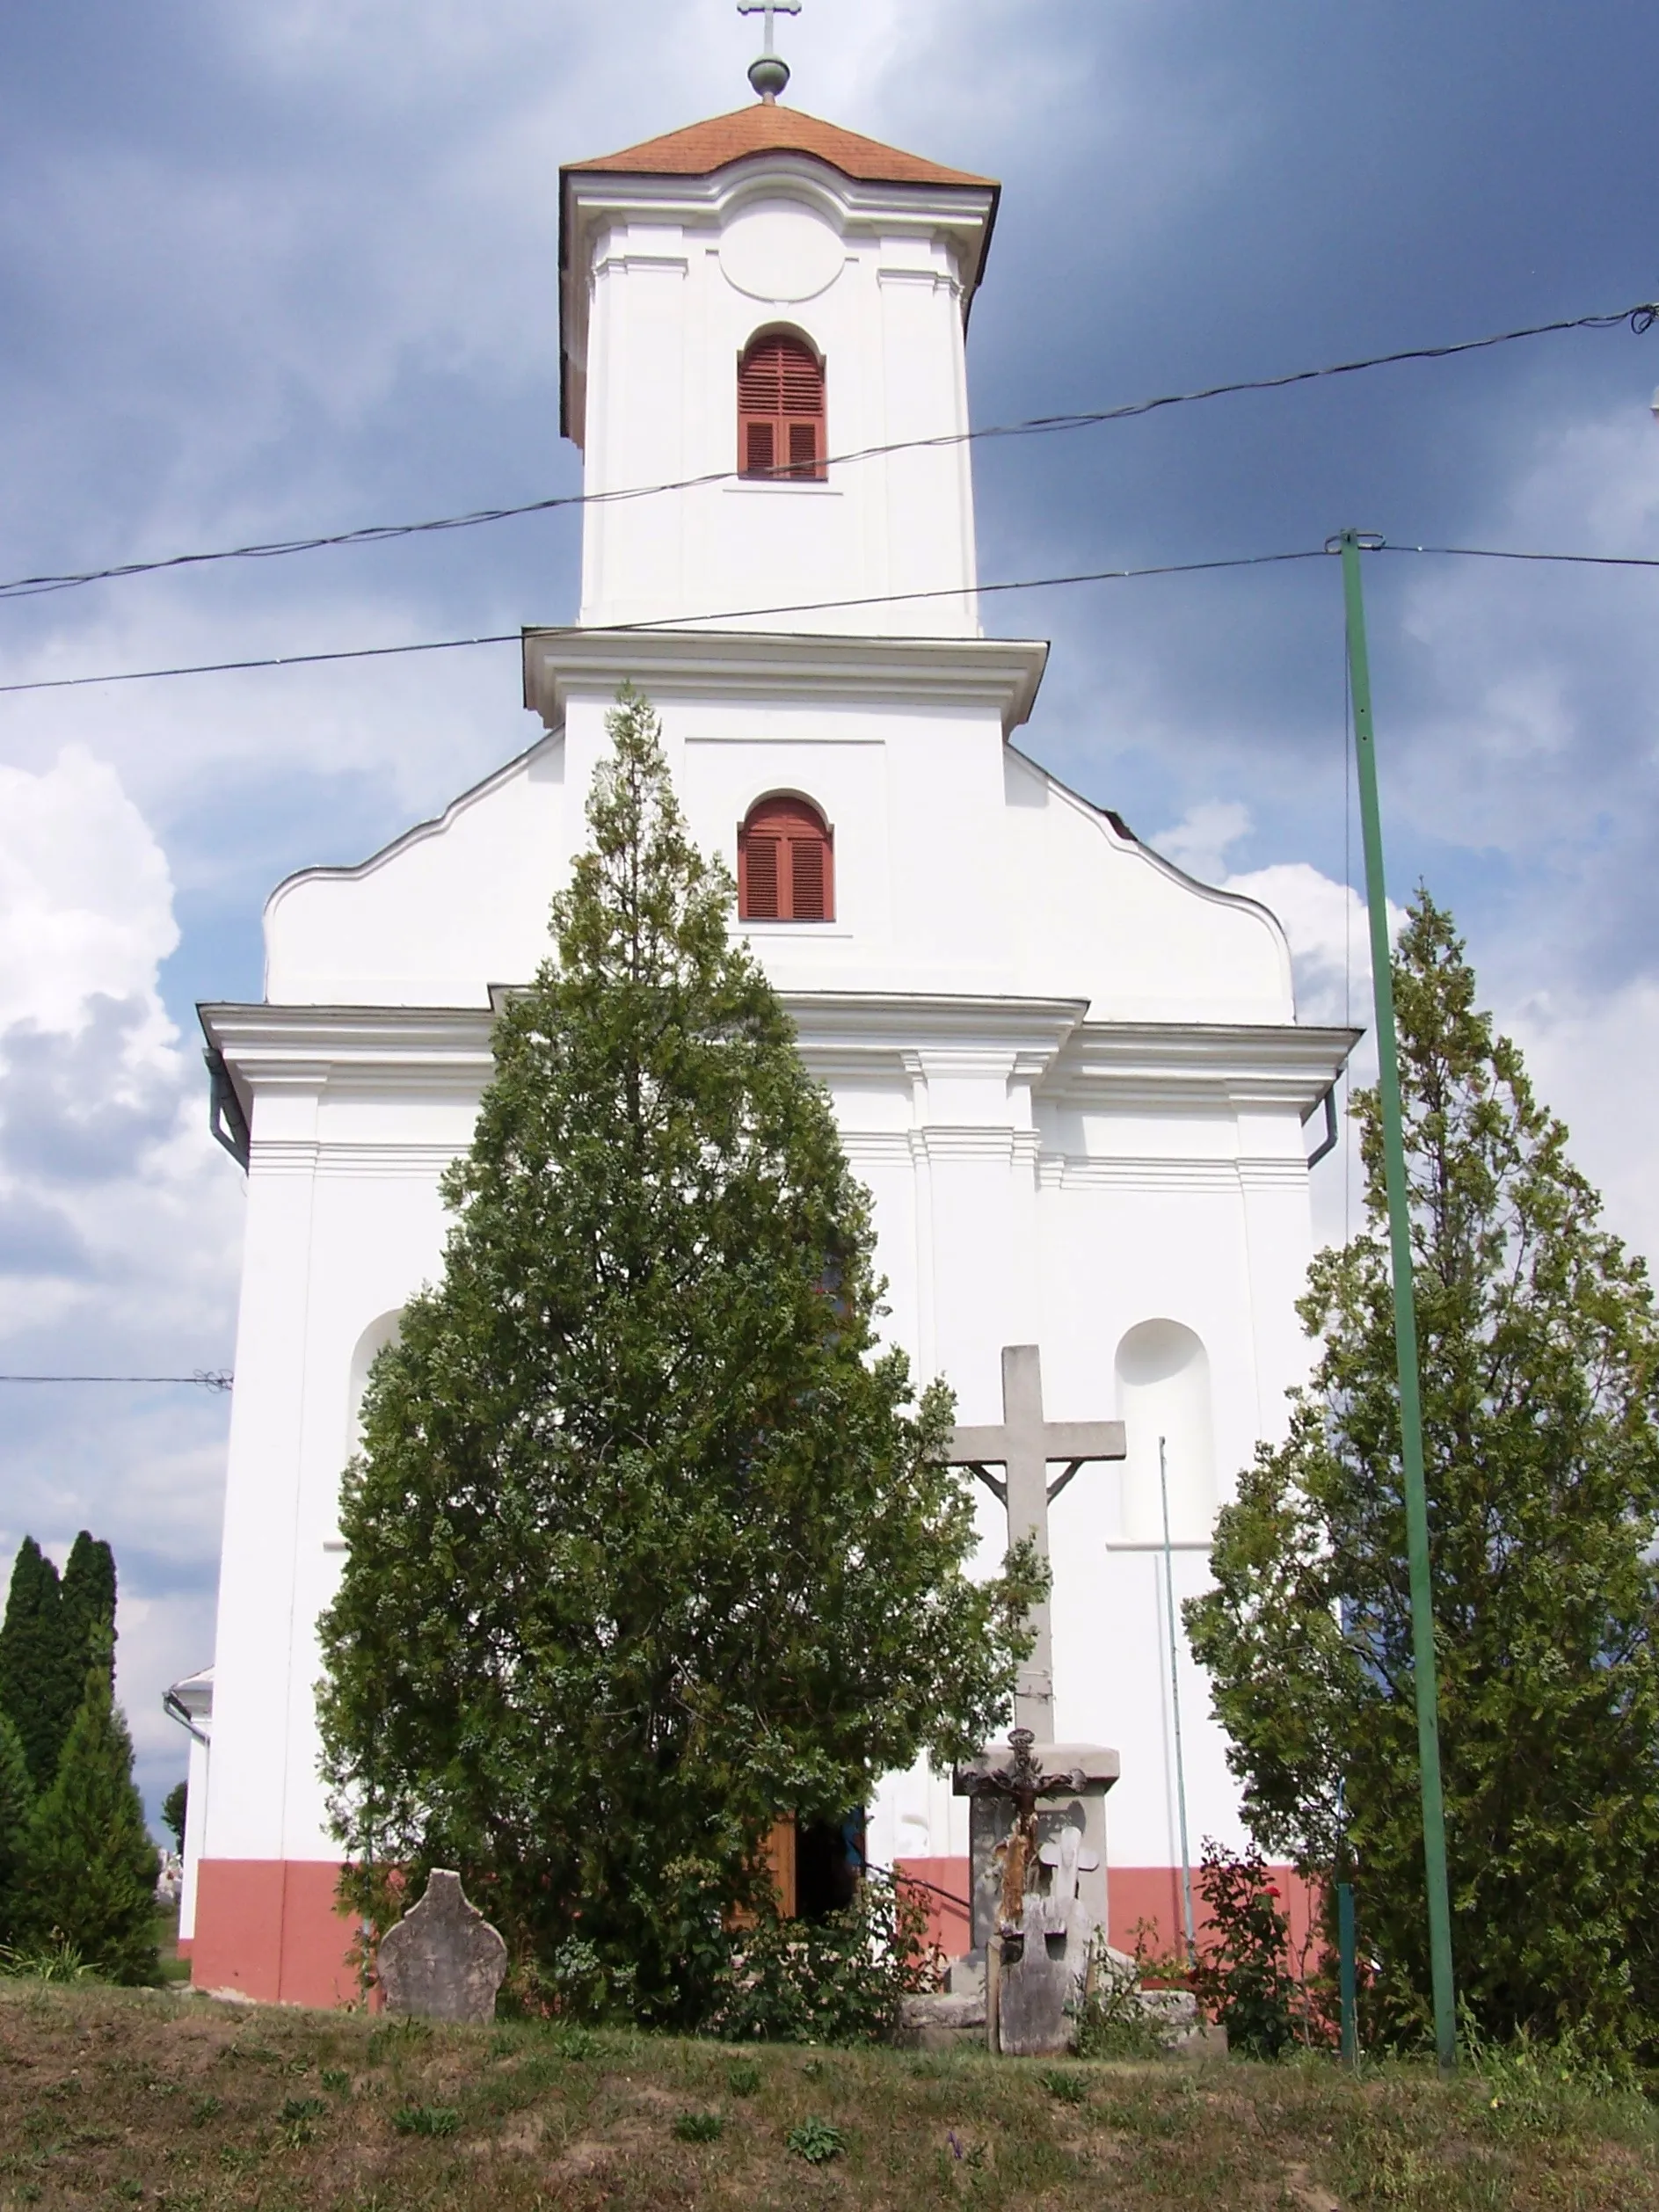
[719,201,844,303]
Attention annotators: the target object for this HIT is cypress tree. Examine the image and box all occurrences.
[18,1670,158,1983]
[60,1532,117,1684]
[1188,892,1659,2059]
[0,1712,33,1945]
[318,687,1042,2023]
[161,1780,187,1854]
[0,1539,67,1792]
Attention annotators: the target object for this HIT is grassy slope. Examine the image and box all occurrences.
[1,1983,1656,2212]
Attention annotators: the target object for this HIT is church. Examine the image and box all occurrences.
[177,42,1354,2005]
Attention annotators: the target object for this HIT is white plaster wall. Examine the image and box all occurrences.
[264,739,565,1007]
[570,173,984,635]
[178,1726,210,1941]
[264,680,1291,1024]
[201,989,1334,1891]
[203,1077,467,1866]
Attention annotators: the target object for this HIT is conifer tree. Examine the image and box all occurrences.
[318,688,1041,2021]
[161,1780,187,1854]
[1188,892,1659,2059]
[0,1539,66,1791]
[60,1532,116,1685]
[0,1713,33,1944]
[18,1670,158,1983]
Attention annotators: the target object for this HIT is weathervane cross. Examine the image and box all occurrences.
[739,0,800,53]
[739,0,800,100]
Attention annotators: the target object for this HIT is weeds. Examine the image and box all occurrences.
[1074,1938,1172,2061]
[788,2115,847,2164]
[673,2111,725,2143]
[391,2104,461,2137]
[1041,2068,1088,2104]
[0,1938,91,1983]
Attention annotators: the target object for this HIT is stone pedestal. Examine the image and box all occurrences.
[953,1740,1118,2057]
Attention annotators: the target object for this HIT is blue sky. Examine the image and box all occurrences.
[2,0,1656,1822]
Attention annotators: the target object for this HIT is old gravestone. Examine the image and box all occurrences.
[376,1869,508,2025]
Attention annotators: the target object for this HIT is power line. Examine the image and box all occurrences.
[1379,542,1659,570]
[0,552,1329,696]
[0,301,1651,607]
[0,1372,234,1390]
[2,539,1656,701]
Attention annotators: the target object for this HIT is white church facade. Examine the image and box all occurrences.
[182,89,1353,2005]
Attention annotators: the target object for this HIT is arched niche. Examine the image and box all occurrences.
[1113,1320,1216,1545]
[346,1309,404,1454]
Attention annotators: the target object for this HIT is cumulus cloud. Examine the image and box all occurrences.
[0,750,239,1814]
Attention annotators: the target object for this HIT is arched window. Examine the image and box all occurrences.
[738,332,826,481]
[739,795,834,922]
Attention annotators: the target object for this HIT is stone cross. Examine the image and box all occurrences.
[948,1345,1125,1737]
[376,1869,508,2025]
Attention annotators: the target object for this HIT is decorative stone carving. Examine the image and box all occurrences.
[955,1731,1120,2056]
[376,1869,508,2025]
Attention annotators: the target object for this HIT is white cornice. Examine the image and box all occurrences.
[203,997,1356,1121]
[521,625,1048,737]
[200,1004,497,1124]
[1047,1021,1359,1113]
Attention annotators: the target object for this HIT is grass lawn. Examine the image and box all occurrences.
[2,1979,1655,2210]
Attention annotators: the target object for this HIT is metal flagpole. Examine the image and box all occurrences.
[1159,1437,1196,1960]
[1333,529,1457,2072]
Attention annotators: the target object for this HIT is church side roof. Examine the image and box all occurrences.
[565,103,997,192]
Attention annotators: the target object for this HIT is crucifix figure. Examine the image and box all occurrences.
[949,1345,1125,1738]
[739,0,801,102]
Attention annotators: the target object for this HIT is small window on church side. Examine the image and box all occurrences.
[738,333,826,482]
[739,795,834,922]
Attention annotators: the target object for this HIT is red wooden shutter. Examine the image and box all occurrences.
[790,837,826,921]
[738,335,826,481]
[743,834,781,920]
[739,797,833,921]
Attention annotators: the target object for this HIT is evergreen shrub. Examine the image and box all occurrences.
[708,1876,935,2046]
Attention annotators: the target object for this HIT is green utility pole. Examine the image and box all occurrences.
[1335,529,1457,2073]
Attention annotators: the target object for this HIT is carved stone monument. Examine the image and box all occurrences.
[376,1869,508,2025]
[955,1730,1119,2055]
[946,1346,1125,2056]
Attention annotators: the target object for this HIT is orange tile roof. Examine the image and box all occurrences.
[566,103,996,192]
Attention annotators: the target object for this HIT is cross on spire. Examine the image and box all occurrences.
[739,0,800,102]
[948,1346,1126,1739]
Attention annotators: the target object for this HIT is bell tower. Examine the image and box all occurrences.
[559,92,1000,637]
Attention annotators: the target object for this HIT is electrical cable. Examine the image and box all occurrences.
[0,549,1329,696]
[0,302,1651,607]
[1379,543,1659,569]
[3,539,1658,701]
[0,1372,233,1389]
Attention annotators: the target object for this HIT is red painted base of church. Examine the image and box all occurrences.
[896,1859,1321,1966]
[1107,1865,1320,1961]
[187,1852,1321,2010]
[894,1857,973,1959]
[191,1860,360,2009]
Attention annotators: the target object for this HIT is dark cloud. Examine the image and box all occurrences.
[0,997,182,1185]
[0,1187,92,1278]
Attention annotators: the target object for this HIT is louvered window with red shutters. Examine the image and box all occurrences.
[739,795,834,922]
[738,333,826,482]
